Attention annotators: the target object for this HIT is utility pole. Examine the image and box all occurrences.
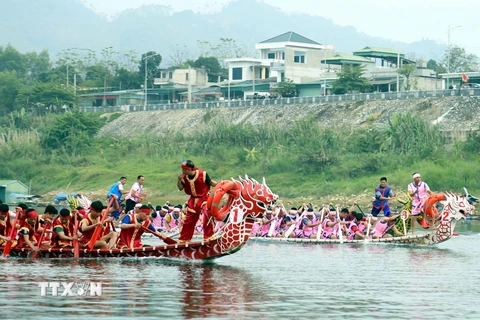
[447,25,462,89]
[143,53,160,108]
[396,48,400,92]
[252,65,255,93]
[188,65,192,103]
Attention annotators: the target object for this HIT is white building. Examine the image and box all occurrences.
[226,31,337,85]
[154,67,209,87]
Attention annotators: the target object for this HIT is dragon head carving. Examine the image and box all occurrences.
[207,175,277,223]
[441,192,475,221]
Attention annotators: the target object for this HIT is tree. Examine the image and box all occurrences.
[191,56,226,81]
[192,56,222,74]
[333,65,371,93]
[397,63,417,91]
[168,44,193,68]
[84,64,114,91]
[117,50,140,72]
[23,49,51,84]
[139,51,162,88]
[0,44,26,77]
[0,70,23,113]
[40,108,103,154]
[198,38,249,69]
[427,59,446,76]
[442,45,479,72]
[21,82,76,114]
[274,78,296,97]
[114,67,141,90]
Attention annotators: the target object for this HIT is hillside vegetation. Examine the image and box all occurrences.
[1,103,480,208]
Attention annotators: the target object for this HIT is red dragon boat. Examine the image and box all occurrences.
[1,176,278,260]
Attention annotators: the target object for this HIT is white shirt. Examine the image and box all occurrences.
[125,182,142,202]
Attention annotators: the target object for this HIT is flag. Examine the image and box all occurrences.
[462,73,469,83]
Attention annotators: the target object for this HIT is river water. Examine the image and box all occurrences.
[0,220,479,319]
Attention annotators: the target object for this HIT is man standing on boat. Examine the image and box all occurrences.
[408,172,432,234]
[177,160,217,243]
[371,177,396,217]
[124,175,147,215]
[108,176,128,220]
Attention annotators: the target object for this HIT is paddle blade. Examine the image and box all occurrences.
[73,239,80,257]
[2,241,13,257]
[88,226,102,250]
[162,236,177,245]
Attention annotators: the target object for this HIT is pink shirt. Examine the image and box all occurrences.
[408,182,430,215]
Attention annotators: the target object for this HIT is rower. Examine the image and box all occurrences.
[16,209,41,252]
[36,205,57,248]
[51,208,79,248]
[80,199,119,249]
[0,204,13,245]
[117,204,162,249]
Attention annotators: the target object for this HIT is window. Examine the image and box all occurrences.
[281,72,285,81]
[232,67,242,80]
[161,72,167,78]
[185,73,189,81]
[282,52,285,60]
[168,72,173,79]
[294,51,306,63]
[267,52,275,59]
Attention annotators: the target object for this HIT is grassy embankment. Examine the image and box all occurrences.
[1,111,479,209]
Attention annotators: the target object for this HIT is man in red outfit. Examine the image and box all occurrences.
[177,160,217,242]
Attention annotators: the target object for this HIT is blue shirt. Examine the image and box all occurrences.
[121,215,156,232]
[108,182,123,200]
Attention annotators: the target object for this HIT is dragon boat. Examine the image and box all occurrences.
[250,191,475,246]
[0,176,278,260]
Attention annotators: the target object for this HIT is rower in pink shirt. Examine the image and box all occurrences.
[321,210,339,239]
[371,214,405,239]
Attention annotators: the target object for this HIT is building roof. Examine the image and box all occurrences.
[260,31,320,45]
[353,46,405,63]
[0,180,29,188]
[323,54,375,65]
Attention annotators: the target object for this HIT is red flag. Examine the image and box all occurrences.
[462,73,469,83]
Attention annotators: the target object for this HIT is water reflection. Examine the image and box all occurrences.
[178,263,261,318]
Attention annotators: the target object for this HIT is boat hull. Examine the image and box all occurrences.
[250,233,433,245]
[0,237,245,260]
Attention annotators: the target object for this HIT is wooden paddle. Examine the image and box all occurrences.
[284,210,306,238]
[336,205,344,244]
[141,226,177,245]
[355,204,365,215]
[2,212,20,258]
[316,207,326,240]
[33,220,51,259]
[66,195,81,257]
[88,197,115,250]
[364,215,372,243]
[401,210,409,236]
[267,207,280,237]
[73,211,80,258]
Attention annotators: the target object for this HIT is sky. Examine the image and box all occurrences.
[80,0,480,55]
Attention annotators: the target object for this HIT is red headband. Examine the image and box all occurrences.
[181,164,197,171]
[140,208,151,214]
[27,211,38,219]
